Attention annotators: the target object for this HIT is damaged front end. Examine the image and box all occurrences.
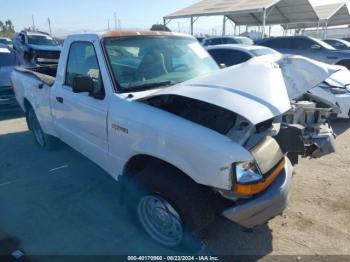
[276,99,336,162]
[274,55,341,162]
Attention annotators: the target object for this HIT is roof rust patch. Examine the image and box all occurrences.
[102,31,192,38]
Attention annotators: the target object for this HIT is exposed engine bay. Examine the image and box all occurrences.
[142,93,336,164]
[280,96,336,160]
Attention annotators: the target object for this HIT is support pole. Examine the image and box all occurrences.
[48,18,52,35]
[163,18,166,26]
[262,8,266,38]
[190,16,194,35]
[284,24,289,36]
[222,15,227,36]
[324,20,328,39]
[269,25,272,37]
[316,20,320,38]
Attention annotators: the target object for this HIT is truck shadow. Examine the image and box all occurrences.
[204,218,272,257]
[0,236,30,262]
[0,108,24,121]
[0,130,272,258]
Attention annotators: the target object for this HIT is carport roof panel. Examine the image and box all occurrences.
[227,0,319,25]
[164,0,319,26]
[284,3,350,29]
[164,0,281,19]
[314,2,346,20]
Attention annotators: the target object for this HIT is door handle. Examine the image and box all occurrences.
[56,96,64,103]
[327,56,338,60]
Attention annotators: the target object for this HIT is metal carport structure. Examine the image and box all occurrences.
[163,0,319,36]
[283,3,350,35]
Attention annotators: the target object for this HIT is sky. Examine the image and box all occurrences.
[1,0,349,36]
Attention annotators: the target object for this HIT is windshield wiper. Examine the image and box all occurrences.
[125,80,175,92]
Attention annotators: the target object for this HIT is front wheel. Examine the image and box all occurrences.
[27,108,57,150]
[137,194,185,247]
[125,165,217,251]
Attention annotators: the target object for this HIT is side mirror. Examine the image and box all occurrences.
[219,63,227,69]
[311,44,321,50]
[72,75,94,94]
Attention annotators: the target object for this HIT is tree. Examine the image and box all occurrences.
[0,19,16,38]
[150,24,171,32]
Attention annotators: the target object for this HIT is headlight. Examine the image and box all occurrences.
[235,161,263,185]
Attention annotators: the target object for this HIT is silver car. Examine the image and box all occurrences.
[257,36,350,69]
[202,36,253,46]
[0,44,19,109]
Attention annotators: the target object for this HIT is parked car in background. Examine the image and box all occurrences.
[0,37,13,49]
[324,38,350,50]
[196,36,205,43]
[208,44,350,119]
[0,44,19,110]
[13,31,61,66]
[319,67,350,118]
[207,44,279,67]
[202,36,253,46]
[257,36,350,69]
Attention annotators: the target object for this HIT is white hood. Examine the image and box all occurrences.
[276,55,339,99]
[151,58,292,125]
[143,55,338,125]
[324,66,350,90]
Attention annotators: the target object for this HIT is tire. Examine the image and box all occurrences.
[125,165,217,251]
[27,107,57,150]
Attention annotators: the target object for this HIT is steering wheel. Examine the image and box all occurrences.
[173,64,190,72]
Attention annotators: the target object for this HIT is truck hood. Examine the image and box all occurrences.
[28,44,62,52]
[148,58,292,125]
[138,55,337,125]
[257,54,339,100]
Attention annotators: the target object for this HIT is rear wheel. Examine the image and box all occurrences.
[125,165,217,251]
[27,108,57,150]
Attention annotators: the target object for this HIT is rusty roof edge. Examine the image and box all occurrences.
[101,30,193,38]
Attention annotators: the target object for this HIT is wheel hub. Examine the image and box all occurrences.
[138,195,184,247]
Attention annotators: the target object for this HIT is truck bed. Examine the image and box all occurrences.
[12,65,57,136]
[14,65,57,87]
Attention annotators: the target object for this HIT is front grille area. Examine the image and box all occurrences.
[0,87,14,97]
[36,50,61,60]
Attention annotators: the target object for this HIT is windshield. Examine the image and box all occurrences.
[0,48,16,66]
[334,39,350,47]
[311,37,336,50]
[0,39,12,45]
[250,47,279,57]
[237,37,254,45]
[103,36,219,92]
[28,35,58,46]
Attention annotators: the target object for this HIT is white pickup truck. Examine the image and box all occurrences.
[12,31,337,249]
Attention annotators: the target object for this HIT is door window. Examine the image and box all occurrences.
[290,38,316,49]
[261,38,290,49]
[65,42,104,98]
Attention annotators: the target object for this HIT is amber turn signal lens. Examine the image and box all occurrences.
[232,159,285,195]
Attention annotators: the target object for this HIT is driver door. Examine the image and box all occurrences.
[51,41,109,167]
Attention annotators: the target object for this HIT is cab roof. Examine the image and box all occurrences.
[101,31,193,39]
